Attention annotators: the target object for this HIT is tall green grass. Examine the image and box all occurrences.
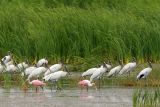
[0,0,160,64]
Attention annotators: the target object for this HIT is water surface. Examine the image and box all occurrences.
[0,87,133,107]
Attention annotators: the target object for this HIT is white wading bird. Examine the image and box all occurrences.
[82,64,101,78]
[21,64,37,77]
[17,60,29,71]
[27,63,49,80]
[44,62,63,76]
[5,62,18,73]
[1,51,13,65]
[104,60,112,72]
[36,58,48,67]
[107,60,123,77]
[90,63,108,89]
[0,61,4,73]
[119,57,137,76]
[43,65,70,90]
[136,61,152,86]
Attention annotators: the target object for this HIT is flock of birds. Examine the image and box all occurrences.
[0,51,153,92]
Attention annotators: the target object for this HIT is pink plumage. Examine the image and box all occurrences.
[30,79,46,86]
[78,80,90,86]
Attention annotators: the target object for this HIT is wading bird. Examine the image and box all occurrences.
[136,61,152,86]
[1,51,13,65]
[28,79,46,92]
[27,63,48,80]
[17,60,29,71]
[119,57,137,76]
[44,62,63,76]
[78,80,97,91]
[82,64,101,78]
[0,61,4,73]
[21,64,37,77]
[43,65,70,90]
[102,60,112,72]
[90,63,108,89]
[36,58,48,67]
[107,60,123,77]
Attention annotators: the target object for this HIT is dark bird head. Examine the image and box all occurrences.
[132,57,136,62]
[118,60,123,65]
[148,61,152,68]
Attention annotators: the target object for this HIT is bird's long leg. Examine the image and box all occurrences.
[40,86,44,91]
[51,81,55,92]
[145,77,147,87]
[86,86,88,92]
[98,78,101,90]
[35,87,38,93]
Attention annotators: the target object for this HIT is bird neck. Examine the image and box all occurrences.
[149,63,152,68]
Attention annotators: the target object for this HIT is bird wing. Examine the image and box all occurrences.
[82,68,97,77]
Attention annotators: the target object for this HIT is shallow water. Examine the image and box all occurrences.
[0,87,133,107]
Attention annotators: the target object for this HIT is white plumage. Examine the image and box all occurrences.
[82,67,99,77]
[5,64,18,73]
[137,62,152,80]
[90,64,107,82]
[21,66,37,77]
[119,58,137,75]
[44,63,63,76]
[36,58,48,67]
[17,62,29,71]
[0,64,4,73]
[27,67,47,80]
[43,71,68,82]
[107,60,122,77]
[2,55,12,65]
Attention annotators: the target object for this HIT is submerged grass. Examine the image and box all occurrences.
[0,0,160,64]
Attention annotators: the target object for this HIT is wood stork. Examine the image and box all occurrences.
[136,62,152,86]
[17,60,29,71]
[82,64,101,78]
[36,58,48,67]
[1,51,13,65]
[44,62,63,76]
[43,65,70,90]
[28,79,46,92]
[5,64,18,73]
[105,60,112,72]
[78,80,97,91]
[119,57,137,76]
[90,63,108,89]
[27,64,48,80]
[21,64,37,77]
[0,61,4,73]
[107,60,123,77]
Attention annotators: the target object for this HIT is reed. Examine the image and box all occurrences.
[0,0,160,66]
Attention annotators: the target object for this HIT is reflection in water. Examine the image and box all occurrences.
[0,87,133,107]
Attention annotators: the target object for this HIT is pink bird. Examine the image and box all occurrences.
[28,79,46,92]
[78,80,97,91]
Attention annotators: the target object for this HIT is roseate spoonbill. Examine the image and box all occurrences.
[119,57,137,76]
[36,58,48,67]
[28,79,46,92]
[78,80,97,91]
[107,60,123,77]
[137,61,152,86]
